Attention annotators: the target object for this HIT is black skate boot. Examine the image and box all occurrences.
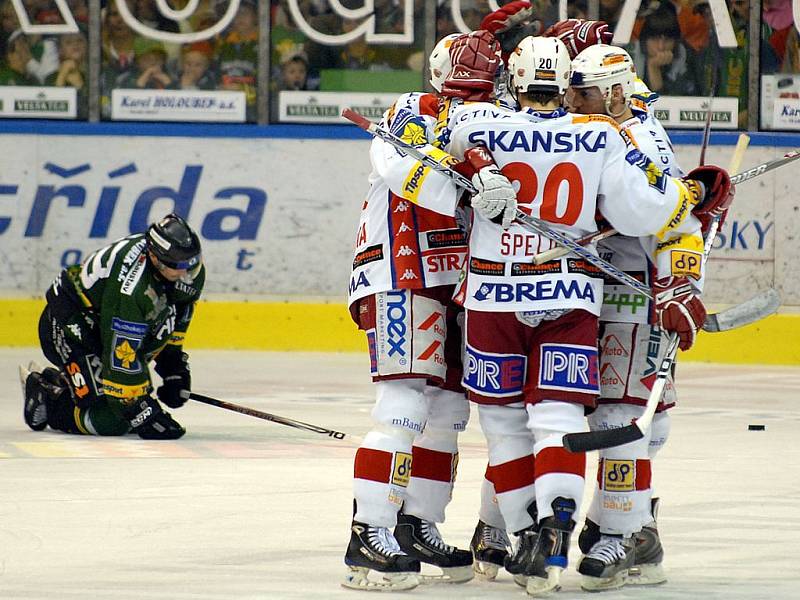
[470,520,511,580]
[504,501,539,588]
[628,498,666,585]
[394,511,474,583]
[578,534,636,591]
[20,366,48,431]
[526,497,577,596]
[578,517,601,554]
[343,520,420,591]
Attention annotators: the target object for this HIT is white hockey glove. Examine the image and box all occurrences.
[465,147,517,229]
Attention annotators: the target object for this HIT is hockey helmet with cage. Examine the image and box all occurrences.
[569,44,636,114]
[146,214,202,271]
[508,36,571,98]
[429,33,463,93]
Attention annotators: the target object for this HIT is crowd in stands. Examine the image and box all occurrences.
[0,0,798,126]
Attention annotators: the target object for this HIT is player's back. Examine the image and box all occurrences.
[449,104,625,238]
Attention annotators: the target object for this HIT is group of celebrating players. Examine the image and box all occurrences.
[344,1,733,594]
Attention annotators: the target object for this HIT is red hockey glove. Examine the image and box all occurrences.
[464,147,517,229]
[684,165,735,233]
[441,30,502,102]
[542,19,613,59]
[480,1,542,55]
[653,277,707,351]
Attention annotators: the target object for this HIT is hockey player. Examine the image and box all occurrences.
[568,44,706,590]
[445,36,732,595]
[468,7,614,577]
[342,31,504,591]
[21,213,203,440]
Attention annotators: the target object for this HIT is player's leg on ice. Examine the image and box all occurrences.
[396,303,473,582]
[345,379,427,591]
[344,289,456,591]
[577,403,649,591]
[524,401,587,596]
[470,471,511,579]
[628,411,670,585]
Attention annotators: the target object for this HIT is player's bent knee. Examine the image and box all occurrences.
[372,379,430,441]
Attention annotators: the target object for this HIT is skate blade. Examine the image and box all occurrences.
[526,566,562,596]
[18,365,30,394]
[473,560,500,580]
[419,564,474,585]
[580,570,628,592]
[342,565,419,592]
[626,563,666,586]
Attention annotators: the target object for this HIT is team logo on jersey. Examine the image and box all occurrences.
[111,335,143,373]
[538,343,599,394]
[625,149,667,193]
[463,344,526,397]
[391,452,413,487]
[670,250,702,280]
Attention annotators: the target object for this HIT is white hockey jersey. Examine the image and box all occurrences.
[599,110,704,323]
[446,103,705,313]
[348,93,468,307]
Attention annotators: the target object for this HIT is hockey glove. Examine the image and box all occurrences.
[125,396,186,440]
[464,147,517,229]
[441,30,502,102]
[685,165,735,233]
[653,277,707,351]
[154,350,191,409]
[480,1,542,54]
[542,19,613,59]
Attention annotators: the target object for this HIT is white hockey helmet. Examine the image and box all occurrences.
[569,44,636,113]
[507,36,571,97]
[429,33,462,93]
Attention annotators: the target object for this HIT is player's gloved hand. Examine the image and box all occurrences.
[154,350,191,409]
[684,165,735,233]
[125,396,186,440]
[653,277,707,351]
[480,0,541,54]
[464,147,517,229]
[441,30,501,102]
[542,19,613,59]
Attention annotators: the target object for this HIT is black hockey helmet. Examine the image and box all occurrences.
[146,213,202,270]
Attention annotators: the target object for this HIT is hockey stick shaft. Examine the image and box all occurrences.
[189,393,349,440]
[342,108,654,298]
[563,133,751,453]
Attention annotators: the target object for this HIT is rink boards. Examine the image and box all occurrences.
[0,128,797,364]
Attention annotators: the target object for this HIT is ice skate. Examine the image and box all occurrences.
[20,366,48,431]
[343,520,420,591]
[470,519,510,580]
[578,534,635,591]
[578,517,600,554]
[627,499,666,585]
[394,511,473,584]
[525,497,576,597]
[504,501,539,587]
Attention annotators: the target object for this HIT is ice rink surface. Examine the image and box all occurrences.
[1,348,799,600]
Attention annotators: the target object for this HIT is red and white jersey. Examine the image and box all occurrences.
[446,103,704,313]
[348,92,468,307]
[599,111,705,324]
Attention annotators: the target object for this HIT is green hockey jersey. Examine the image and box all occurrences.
[55,234,205,401]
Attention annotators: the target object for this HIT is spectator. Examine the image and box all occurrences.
[101,0,137,115]
[0,29,37,86]
[631,1,700,95]
[762,0,796,71]
[118,36,173,89]
[1,2,20,46]
[216,0,258,118]
[176,41,216,90]
[599,0,623,24]
[68,0,89,25]
[277,50,313,91]
[47,30,88,117]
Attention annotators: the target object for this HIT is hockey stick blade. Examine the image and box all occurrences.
[702,288,780,332]
[562,422,644,453]
[189,393,349,440]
